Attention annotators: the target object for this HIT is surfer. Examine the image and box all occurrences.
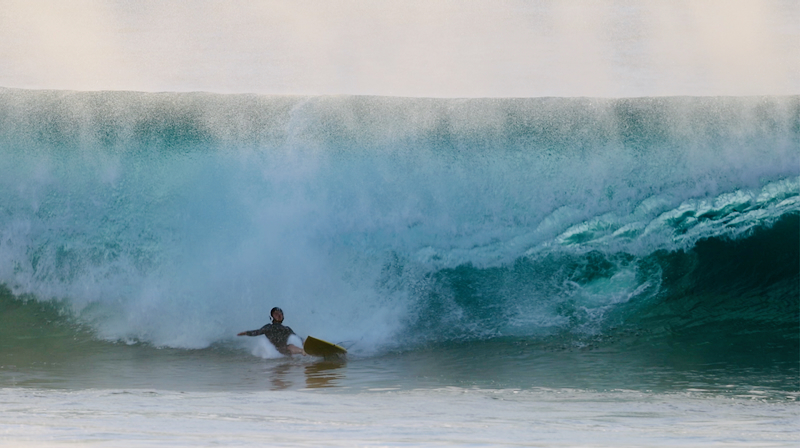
[237,307,307,356]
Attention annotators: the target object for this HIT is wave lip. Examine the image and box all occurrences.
[553,177,799,253]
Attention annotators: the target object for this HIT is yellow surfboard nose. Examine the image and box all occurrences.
[304,335,347,357]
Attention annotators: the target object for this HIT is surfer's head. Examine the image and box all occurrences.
[270,307,284,323]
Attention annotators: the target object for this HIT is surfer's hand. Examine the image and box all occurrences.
[237,332,246,336]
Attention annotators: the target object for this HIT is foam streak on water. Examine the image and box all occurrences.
[1,388,798,447]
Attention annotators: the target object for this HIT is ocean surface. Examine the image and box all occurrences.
[0,88,798,446]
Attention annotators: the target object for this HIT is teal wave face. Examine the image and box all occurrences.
[0,89,797,354]
[628,213,799,335]
[400,213,798,344]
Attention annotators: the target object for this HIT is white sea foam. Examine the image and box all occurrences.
[1,387,797,447]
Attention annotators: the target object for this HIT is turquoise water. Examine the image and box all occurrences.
[0,89,798,446]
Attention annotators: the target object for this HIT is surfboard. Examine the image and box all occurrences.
[304,335,347,358]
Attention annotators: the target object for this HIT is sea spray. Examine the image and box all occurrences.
[0,89,797,354]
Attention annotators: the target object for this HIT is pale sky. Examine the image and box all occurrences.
[0,0,797,97]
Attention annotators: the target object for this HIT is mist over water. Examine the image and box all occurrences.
[0,0,797,97]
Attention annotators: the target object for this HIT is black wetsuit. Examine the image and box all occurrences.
[243,322,296,355]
